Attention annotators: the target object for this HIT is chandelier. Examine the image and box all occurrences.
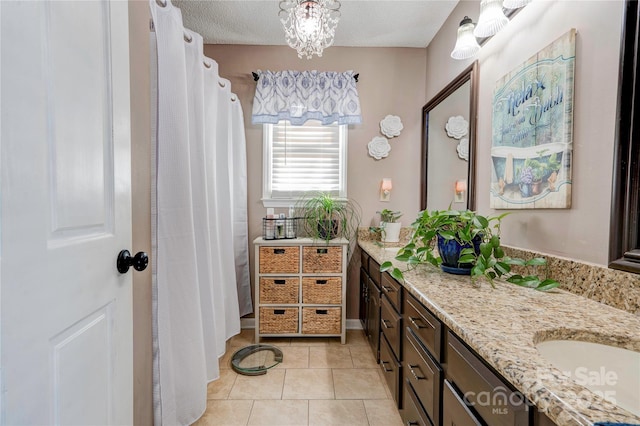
[279,0,341,59]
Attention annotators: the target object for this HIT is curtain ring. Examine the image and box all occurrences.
[231,95,237,102]
[155,0,167,7]
[203,61,211,69]
[218,80,226,88]
[184,33,193,43]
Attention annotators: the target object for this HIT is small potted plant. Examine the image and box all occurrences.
[296,192,361,244]
[381,208,559,291]
[377,209,403,243]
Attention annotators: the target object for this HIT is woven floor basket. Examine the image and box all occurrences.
[302,307,341,334]
[259,246,300,274]
[259,307,298,334]
[260,277,299,304]
[302,277,341,304]
[302,246,342,273]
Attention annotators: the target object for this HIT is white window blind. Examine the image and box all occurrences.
[263,120,347,206]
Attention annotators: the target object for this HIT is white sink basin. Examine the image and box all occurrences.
[536,340,640,417]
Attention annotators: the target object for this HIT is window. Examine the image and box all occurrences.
[262,120,347,207]
[610,0,640,273]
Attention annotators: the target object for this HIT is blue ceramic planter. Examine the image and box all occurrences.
[437,234,481,275]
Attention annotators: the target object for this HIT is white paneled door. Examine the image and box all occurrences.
[1,1,133,424]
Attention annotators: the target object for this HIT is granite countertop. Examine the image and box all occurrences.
[359,241,640,426]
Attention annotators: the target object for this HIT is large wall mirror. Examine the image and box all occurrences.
[421,62,478,211]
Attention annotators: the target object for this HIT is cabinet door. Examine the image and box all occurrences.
[442,380,482,426]
[366,277,381,362]
[359,267,369,330]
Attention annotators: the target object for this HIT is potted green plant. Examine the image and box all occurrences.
[296,192,361,243]
[378,209,403,243]
[381,208,559,291]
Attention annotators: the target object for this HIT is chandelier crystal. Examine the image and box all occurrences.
[279,0,341,59]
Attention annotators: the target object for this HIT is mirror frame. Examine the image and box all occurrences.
[421,61,478,211]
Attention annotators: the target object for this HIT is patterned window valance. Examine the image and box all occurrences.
[251,70,362,125]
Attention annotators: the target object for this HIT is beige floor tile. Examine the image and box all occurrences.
[282,369,335,399]
[274,346,310,369]
[193,400,253,426]
[377,368,394,399]
[333,369,389,399]
[228,369,285,400]
[247,400,309,426]
[330,329,368,347]
[260,336,292,346]
[228,329,255,348]
[207,369,238,399]
[349,346,378,368]
[308,400,368,426]
[364,399,403,426]
[309,346,353,368]
[219,350,234,369]
[289,337,330,346]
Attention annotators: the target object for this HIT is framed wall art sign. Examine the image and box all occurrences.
[490,29,576,209]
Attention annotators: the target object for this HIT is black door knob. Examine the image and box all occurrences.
[117,250,149,273]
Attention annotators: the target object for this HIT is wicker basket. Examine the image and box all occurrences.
[259,307,299,334]
[260,277,299,304]
[302,246,342,273]
[302,277,341,304]
[302,307,341,335]
[259,246,300,274]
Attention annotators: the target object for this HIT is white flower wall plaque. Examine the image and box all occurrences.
[445,115,469,139]
[380,115,403,138]
[368,136,391,160]
[456,138,469,161]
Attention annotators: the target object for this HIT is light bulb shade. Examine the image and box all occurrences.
[451,17,481,60]
[381,178,393,192]
[473,0,509,38]
[503,0,532,9]
[279,0,341,59]
[455,180,467,193]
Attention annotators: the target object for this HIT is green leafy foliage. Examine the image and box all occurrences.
[296,192,361,244]
[380,208,560,292]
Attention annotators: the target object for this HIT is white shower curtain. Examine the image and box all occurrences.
[149,0,251,424]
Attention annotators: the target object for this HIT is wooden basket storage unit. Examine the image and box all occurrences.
[254,237,348,344]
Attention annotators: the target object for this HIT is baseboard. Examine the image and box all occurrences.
[240,317,363,330]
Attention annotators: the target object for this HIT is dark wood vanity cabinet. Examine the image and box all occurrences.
[359,252,381,362]
[379,272,404,407]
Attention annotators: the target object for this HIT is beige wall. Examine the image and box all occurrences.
[128,1,153,425]
[203,45,427,318]
[426,0,624,266]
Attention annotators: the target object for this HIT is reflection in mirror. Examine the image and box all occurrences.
[421,62,478,211]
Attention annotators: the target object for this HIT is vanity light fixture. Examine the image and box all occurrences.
[454,180,467,203]
[451,0,531,60]
[451,16,481,60]
[380,178,393,202]
[474,0,509,37]
[278,0,341,59]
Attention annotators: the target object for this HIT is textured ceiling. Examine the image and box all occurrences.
[174,1,460,48]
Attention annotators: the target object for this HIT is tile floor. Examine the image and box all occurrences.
[194,329,403,426]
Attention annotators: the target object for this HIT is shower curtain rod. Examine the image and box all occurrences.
[251,72,359,82]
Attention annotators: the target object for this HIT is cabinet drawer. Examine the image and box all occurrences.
[402,379,434,426]
[404,328,441,426]
[301,307,341,334]
[259,277,299,303]
[381,272,402,312]
[404,292,441,360]
[380,335,401,407]
[360,249,370,274]
[369,259,381,287]
[381,295,402,360]
[302,246,342,273]
[367,277,381,361]
[259,246,300,273]
[302,277,341,304]
[259,307,299,334]
[446,332,529,426]
[442,380,482,426]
